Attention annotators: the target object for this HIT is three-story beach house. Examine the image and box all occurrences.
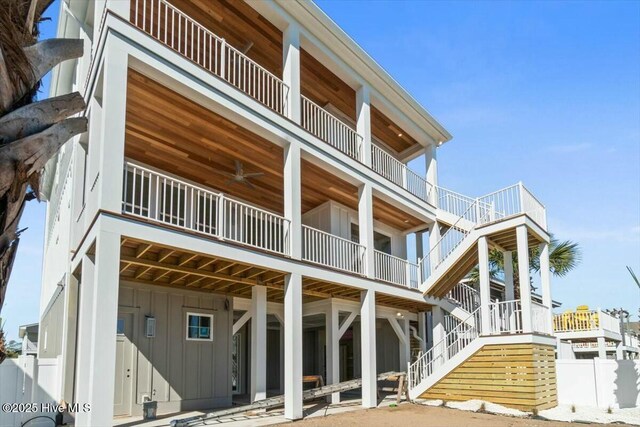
[39,0,557,424]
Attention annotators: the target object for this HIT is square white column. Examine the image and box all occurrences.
[356,84,372,166]
[282,22,301,123]
[597,337,607,359]
[400,317,411,368]
[325,302,340,403]
[284,143,302,259]
[358,184,375,278]
[284,273,303,419]
[538,242,553,333]
[431,306,446,365]
[360,289,377,408]
[417,311,427,353]
[428,222,442,271]
[75,230,121,426]
[516,225,533,333]
[96,38,128,214]
[425,144,438,205]
[250,286,267,402]
[503,251,515,301]
[478,236,491,334]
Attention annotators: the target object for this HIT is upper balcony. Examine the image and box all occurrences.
[553,308,622,338]
[124,0,438,205]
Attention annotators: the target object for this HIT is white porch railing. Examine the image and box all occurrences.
[408,307,481,389]
[434,187,478,221]
[302,225,365,275]
[552,309,620,334]
[122,162,290,255]
[531,301,552,334]
[132,0,289,115]
[371,145,432,203]
[374,250,419,288]
[446,282,480,313]
[489,300,523,335]
[301,95,363,161]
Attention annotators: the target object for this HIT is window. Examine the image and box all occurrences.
[186,313,213,341]
[116,318,125,335]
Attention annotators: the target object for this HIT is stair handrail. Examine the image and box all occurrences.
[446,282,481,313]
[408,307,481,389]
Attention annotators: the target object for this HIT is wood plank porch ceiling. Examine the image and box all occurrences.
[125,69,423,231]
[120,237,430,312]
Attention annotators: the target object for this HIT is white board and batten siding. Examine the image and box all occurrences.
[118,281,234,415]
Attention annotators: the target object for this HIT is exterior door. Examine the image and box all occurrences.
[114,312,135,416]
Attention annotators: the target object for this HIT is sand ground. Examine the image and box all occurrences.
[277,404,613,427]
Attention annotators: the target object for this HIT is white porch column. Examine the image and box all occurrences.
[417,311,427,353]
[325,302,340,403]
[74,254,95,404]
[431,306,446,364]
[356,84,372,166]
[358,184,375,278]
[282,22,301,124]
[478,236,491,334]
[96,38,128,213]
[401,317,411,368]
[360,289,377,408]
[425,143,438,205]
[428,222,441,270]
[539,242,553,333]
[284,273,303,420]
[416,231,425,261]
[284,143,302,259]
[503,251,515,301]
[597,337,607,359]
[75,230,121,426]
[616,342,624,360]
[250,286,267,402]
[516,226,533,333]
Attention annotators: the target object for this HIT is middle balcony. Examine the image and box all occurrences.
[121,69,427,289]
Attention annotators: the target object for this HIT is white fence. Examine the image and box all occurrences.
[556,359,640,409]
[373,250,419,288]
[0,356,61,427]
[371,145,432,202]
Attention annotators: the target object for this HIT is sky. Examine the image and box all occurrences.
[2,1,639,341]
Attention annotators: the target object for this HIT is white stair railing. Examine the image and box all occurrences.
[122,162,291,255]
[132,0,289,115]
[408,307,481,389]
[302,225,366,275]
[489,300,523,334]
[446,282,481,313]
[301,95,363,161]
[531,301,552,334]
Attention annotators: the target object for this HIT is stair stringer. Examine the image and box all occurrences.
[438,298,475,327]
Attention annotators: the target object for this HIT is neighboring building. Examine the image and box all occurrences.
[18,324,39,356]
[39,0,556,424]
[554,308,639,360]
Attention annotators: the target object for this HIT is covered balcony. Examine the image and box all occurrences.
[123,69,427,290]
[124,0,437,205]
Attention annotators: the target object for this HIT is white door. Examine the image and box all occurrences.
[114,312,135,416]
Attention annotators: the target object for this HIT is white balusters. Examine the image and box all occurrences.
[371,144,433,203]
[300,95,363,161]
[488,300,523,334]
[446,283,481,313]
[302,225,365,274]
[374,250,419,288]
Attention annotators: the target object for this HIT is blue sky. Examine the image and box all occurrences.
[2,1,639,341]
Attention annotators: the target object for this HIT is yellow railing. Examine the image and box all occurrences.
[553,310,600,332]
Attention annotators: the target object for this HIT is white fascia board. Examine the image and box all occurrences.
[270,0,452,145]
[97,213,437,306]
[92,16,436,224]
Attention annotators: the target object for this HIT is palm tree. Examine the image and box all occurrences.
[468,235,581,293]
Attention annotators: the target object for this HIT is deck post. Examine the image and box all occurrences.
[284,273,303,419]
[284,143,302,259]
[358,184,375,278]
[75,230,121,426]
[356,84,372,166]
[282,21,301,124]
[516,225,533,333]
[418,311,427,353]
[428,221,441,272]
[250,286,267,402]
[360,289,377,408]
[597,337,607,359]
[478,236,491,334]
[425,143,438,188]
[325,301,341,403]
[431,305,446,365]
[503,251,515,301]
[539,242,553,333]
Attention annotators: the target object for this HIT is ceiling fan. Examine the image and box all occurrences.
[218,160,264,189]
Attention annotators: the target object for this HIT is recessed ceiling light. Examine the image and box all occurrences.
[398,133,403,137]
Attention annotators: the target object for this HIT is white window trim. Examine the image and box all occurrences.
[185,312,214,342]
